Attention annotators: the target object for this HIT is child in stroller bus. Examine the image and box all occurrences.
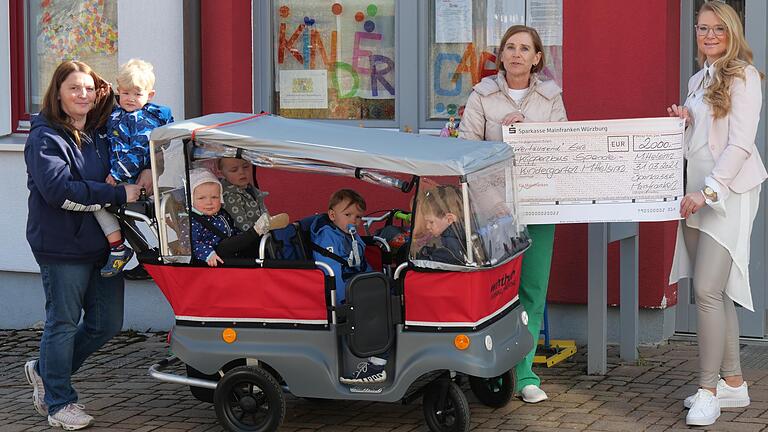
[189,168,276,266]
[309,189,389,385]
[416,185,467,265]
[217,157,289,232]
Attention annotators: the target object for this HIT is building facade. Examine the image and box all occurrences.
[1,0,766,342]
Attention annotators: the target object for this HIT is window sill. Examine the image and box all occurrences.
[0,133,29,151]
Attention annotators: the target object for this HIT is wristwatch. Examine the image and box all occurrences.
[702,185,718,202]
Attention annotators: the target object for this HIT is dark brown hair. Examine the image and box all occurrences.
[496,25,546,74]
[329,189,367,211]
[40,61,115,147]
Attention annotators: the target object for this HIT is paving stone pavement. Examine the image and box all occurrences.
[3,329,768,431]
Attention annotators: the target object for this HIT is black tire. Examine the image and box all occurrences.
[468,371,513,408]
[186,364,218,403]
[214,366,286,432]
[422,379,471,432]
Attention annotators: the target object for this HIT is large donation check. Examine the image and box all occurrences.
[504,117,685,224]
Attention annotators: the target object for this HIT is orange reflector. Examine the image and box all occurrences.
[222,328,237,344]
[454,334,470,350]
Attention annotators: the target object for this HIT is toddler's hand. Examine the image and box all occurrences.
[105,174,117,186]
[123,184,142,202]
[207,253,223,267]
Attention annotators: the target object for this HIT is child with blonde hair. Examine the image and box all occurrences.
[416,185,467,265]
[94,58,174,277]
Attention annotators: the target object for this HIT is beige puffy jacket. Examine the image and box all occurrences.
[458,72,567,142]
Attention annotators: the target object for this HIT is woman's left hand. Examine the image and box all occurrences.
[680,191,705,219]
[501,112,525,125]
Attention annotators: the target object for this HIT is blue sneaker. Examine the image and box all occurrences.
[101,245,134,278]
[340,361,387,385]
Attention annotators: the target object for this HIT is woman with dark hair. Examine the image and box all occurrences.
[23,61,141,430]
[459,25,567,404]
[668,1,765,426]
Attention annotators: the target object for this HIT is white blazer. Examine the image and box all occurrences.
[684,65,767,193]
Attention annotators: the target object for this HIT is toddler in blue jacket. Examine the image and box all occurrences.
[310,189,388,385]
[93,59,174,277]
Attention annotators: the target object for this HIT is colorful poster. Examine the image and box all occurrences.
[29,0,118,112]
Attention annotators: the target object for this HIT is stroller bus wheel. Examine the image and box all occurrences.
[214,366,285,432]
[468,371,513,408]
[422,379,470,432]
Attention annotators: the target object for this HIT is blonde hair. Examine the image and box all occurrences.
[421,185,463,219]
[116,58,156,91]
[697,1,763,119]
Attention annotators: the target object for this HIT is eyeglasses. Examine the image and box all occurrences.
[694,24,727,37]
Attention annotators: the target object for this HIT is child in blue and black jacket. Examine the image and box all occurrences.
[309,189,373,303]
[93,59,174,277]
[310,189,389,385]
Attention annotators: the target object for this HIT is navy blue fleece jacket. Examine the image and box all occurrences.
[25,114,127,264]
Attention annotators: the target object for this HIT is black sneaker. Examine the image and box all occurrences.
[124,264,152,281]
[339,361,387,385]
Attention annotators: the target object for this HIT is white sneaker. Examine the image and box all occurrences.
[48,403,94,430]
[23,359,47,417]
[520,384,548,403]
[686,389,720,426]
[683,379,750,409]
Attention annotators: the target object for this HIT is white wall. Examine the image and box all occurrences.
[0,0,11,136]
[118,0,185,119]
[0,150,37,272]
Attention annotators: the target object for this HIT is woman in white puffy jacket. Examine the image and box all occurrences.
[459,25,567,404]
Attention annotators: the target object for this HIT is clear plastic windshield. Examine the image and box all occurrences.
[152,139,192,263]
[409,163,528,271]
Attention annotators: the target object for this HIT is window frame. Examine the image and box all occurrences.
[9,0,29,132]
[255,1,563,133]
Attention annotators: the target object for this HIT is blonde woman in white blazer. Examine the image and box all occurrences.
[668,2,766,427]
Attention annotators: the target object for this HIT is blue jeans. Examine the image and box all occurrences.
[37,262,125,415]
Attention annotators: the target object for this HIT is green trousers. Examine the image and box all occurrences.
[513,223,555,392]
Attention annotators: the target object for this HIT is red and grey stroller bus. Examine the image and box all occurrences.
[117,113,533,432]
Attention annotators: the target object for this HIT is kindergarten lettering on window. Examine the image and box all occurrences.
[273,1,396,120]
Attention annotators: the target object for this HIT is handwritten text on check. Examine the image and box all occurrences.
[504,117,685,224]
